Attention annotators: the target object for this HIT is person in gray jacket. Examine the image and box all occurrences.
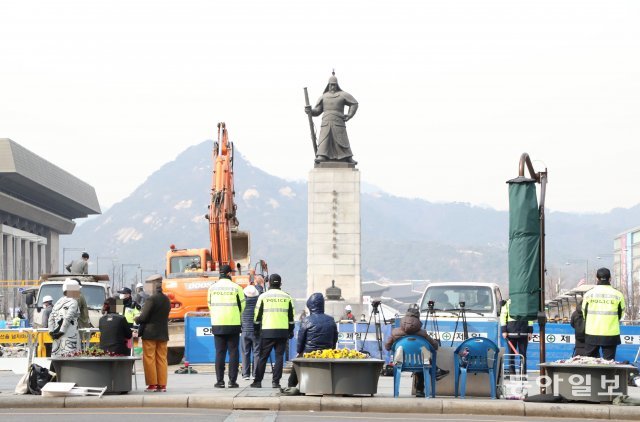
[65,252,89,274]
[241,282,261,380]
[40,295,54,328]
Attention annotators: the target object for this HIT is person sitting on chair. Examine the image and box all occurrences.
[384,305,449,397]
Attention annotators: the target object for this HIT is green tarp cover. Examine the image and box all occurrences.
[507,177,540,320]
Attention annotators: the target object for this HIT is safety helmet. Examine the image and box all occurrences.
[42,295,53,303]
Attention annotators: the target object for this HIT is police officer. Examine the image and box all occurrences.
[251,274,295,389]
[500,298,533,376]
[582,267,625,360]
[207,264,245,388]
[118,287,141,326]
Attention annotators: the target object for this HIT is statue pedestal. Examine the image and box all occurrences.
[307,166,361,304]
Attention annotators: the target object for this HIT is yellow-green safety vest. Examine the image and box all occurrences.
[254,289,294,335]
[124,306,141,324]
[582,284,625,337]
[500,299,533,337]
[207,278,245,328]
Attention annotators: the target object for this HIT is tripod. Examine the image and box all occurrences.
[422,302,441,346]
[359,301,387,359]
[450,302,469,347]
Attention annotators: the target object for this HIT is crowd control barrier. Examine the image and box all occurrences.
[184,313,291,366]
[411,318,640,371]
[527,323,640,369]
[0,328,49,374]
[337,322,393,362]
[184,313,216,364]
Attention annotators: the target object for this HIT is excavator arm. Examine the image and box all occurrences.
[208,122,248,273]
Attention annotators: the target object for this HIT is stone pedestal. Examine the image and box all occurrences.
[307,165,361,304]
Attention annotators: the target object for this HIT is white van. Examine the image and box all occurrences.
[418,281,504,320]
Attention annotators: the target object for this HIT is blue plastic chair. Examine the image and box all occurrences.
[391,336,437,398]
[454,337,499,399]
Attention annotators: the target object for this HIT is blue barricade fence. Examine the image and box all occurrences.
[184,315,283,365]
[525,323,640,369]
[336,322,393,361]
[406,318,640,370]
[421,318,502,347]
[186,314,640,369]
[184,315,216,364]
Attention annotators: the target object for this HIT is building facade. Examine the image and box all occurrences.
[1,138,100,317]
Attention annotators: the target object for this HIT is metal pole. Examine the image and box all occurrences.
[586,260,589,283]
[518,153,548,393]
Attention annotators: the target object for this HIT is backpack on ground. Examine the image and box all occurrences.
[27,363,56,395]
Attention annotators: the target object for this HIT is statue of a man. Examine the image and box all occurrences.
[305,72,359,164]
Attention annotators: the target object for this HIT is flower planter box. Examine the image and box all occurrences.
[49,357,140,394]
[292,358,384,396]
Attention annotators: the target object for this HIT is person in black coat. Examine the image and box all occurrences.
[99,298,132,356]
[134,274,171,392]
[285,292,338,390]
[571,299,587,356]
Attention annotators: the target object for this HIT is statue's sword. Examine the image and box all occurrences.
[303,87,318,154]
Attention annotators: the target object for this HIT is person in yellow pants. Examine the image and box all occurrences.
[135,274,171,392]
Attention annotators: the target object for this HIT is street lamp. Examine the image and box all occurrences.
[62,247,86,273]
[120,264,140,290]
[565,259,589,285]
[596,252,624,288]
[97,256,119,288]
[96,256,118,275]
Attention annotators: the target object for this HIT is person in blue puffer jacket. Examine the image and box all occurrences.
[285,292,338,392]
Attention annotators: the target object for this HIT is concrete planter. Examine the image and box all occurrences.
[539,362,636,403]
[293,358,384,396]
[49,356,140,394]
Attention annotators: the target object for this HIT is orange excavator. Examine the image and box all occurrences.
[161,122,267,364]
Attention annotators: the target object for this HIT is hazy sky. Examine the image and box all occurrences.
[2,1,639,214]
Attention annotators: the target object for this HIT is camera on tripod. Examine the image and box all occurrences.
[427,300,435,310]
[371,299,382,308]
[459,301,465,308]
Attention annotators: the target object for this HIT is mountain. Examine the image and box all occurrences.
[61,140,640,298]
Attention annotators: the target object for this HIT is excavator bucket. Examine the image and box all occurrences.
[231,230,250,273]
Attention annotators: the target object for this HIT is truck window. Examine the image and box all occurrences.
[421,286,494,313]
[37,285,63,307]
[38,285,107,310]
[81,286,109,309]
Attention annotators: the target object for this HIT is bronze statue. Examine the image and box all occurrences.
[304,72,358,165]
